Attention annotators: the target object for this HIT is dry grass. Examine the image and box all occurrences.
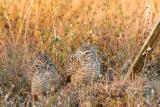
[0,0,160,106]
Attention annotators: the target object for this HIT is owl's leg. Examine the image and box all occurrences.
[46,83,52,97]
[32,95,38,107]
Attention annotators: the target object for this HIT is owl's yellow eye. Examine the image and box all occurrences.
[35,61,43,67]
[37,61,43,65]
[85,51,91,55]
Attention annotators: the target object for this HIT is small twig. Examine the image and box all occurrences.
[123,16,160,84]
[4,84,15,103]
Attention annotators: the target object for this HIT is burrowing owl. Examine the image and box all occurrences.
[65,44,101,86]
[30,54,58,103]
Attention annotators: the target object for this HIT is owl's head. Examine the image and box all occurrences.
[32,54,47,68]
[75,44,97,60]
[32,54,56,73]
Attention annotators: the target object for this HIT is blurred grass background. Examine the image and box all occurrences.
[0,0,160,106]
